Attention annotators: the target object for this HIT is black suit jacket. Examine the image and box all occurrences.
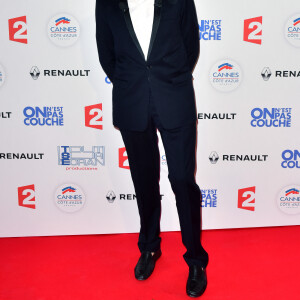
[95,0,200,131]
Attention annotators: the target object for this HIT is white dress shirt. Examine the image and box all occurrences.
[128,0,155,59]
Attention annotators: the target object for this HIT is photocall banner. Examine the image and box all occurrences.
[0,0,299,237]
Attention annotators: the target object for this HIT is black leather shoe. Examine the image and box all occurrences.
[134,249,162,280]
[186,265,207,297]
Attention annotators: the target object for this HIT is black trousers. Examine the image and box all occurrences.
[119,90,209,268]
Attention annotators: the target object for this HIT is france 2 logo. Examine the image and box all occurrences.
[238,186,256,211]
[18,184,36,209]
[119,147,129,169]
[85,104,103,130]
[8,16,28,44]
[243,16,262,45]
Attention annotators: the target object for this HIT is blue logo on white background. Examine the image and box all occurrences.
[201,189,218,207]
[55,183,85,213]
[23,106,64,126]
[285,14,300,47]
[281,150,300,168]
[210,59,242,92]
[57,146,105,168]
[251,108,292,127]
[277,185,300,215]
[48,13,80,47]
[199,20,222,40]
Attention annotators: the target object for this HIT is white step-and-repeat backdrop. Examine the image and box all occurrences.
[1,0,300,237]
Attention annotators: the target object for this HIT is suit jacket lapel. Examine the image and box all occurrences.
[147,0,162,61]
[119,0,163,62]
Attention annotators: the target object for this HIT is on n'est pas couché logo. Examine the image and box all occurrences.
[48,14,80,47]
[210,59,242,92]
[23,106,64,126]
[250,107,292,128]
[201,189,218,208]
[199,19,222,41]
[281,150,300,168]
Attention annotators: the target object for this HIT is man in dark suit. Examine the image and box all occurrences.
[95,0,208,297]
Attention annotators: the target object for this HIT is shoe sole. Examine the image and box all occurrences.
[186,282,207,298]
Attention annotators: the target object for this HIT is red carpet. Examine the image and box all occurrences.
[0,226,299,300]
